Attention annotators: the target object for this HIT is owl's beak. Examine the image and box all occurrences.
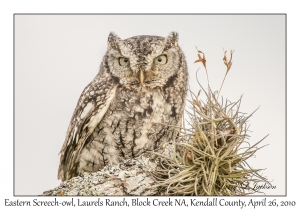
[139,70,144,86]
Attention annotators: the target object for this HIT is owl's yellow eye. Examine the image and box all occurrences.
[155,55,167,65]
[119,57,129,66]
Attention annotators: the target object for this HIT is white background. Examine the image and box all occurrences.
[14,14,285,196]
[1,0,299,209]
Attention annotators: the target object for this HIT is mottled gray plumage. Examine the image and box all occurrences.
[58,32,188,181]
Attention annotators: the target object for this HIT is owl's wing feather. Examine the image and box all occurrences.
[58,75,117,181]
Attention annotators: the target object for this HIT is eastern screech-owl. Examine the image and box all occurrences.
[58,32,188,181]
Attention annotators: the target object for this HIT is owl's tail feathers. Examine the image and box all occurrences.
[57,165,65,181]
[57,162,79,181]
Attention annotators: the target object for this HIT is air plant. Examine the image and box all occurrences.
[151,48,269,196]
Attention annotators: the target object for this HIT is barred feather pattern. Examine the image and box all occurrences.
[58,32,188,181]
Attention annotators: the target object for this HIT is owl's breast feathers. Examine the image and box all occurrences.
[58,68,186,181]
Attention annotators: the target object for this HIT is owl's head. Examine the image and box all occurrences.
[104,32,185,88]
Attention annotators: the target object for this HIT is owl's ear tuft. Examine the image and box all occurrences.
[107,32,122,51]
[165,32,179,48]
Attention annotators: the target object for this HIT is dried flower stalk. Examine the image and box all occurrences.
[151,48,269,196]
